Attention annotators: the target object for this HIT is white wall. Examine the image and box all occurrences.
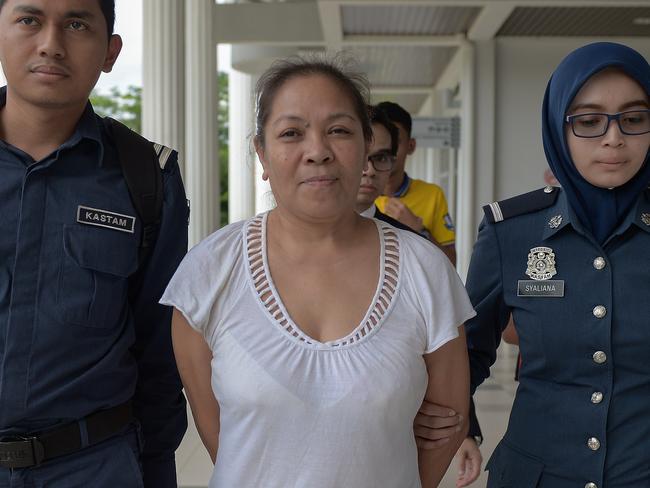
[494,37,650,201]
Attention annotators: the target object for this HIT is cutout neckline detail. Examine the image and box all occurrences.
[245,213,400,349]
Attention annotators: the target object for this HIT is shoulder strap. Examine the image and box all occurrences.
[102,117,163,261]
[483,186,559,224]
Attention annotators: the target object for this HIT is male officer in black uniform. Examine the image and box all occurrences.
[0,1,187,486]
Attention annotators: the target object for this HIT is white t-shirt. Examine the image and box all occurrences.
[161,213,475,488]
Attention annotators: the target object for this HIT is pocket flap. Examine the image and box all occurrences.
[63,224,138,277]
[486,440,544,487]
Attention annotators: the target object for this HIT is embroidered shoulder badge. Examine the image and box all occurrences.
[525,246,557,281]
[444,213,455,231]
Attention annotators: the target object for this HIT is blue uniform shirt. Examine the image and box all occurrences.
[466,186,650,488]
[0,87,188,487]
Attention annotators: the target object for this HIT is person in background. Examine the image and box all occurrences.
[375,101,457,265]
[356,104,410,229]
[466,42,650,487]
[0,1,188,487]
[164,55,475,488]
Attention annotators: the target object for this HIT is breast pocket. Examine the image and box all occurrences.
[58,224,138,328]
[486,440,544,488]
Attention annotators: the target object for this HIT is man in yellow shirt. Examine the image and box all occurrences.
[375,102,456,264]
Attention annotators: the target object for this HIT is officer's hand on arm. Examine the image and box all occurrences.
[455,437,482,487]
[414,399,463,449]
[130,154,189,488]
[384,198,423,232]
[418,327,470,488]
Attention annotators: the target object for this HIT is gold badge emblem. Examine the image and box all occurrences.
[525,247,557,281]
[548,215,563,229]
[641,213,650,226]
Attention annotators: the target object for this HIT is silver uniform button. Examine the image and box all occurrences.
[593,257,606,270]
[593,351,607,364]
[593,305,607,318]
[591,392,603,404]
[587,437,601,450]
[585,483,598,488]
[544,185,554,193]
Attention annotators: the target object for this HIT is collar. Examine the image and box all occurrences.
[631,188,650,235]
[542,189,581,240]
[0,86,104,165]
[391,173,411,198]
[542,187,650,241]
[359,205,376,218]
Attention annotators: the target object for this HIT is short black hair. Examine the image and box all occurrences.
[99,0,116,36]
[368,105,398,156]
[254,53,373,148]
[0,0,115,36]
[376,101,413,137]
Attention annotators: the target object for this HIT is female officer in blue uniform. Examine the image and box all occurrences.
[465,42,650,488]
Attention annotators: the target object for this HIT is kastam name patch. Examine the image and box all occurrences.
[77,205,136,233]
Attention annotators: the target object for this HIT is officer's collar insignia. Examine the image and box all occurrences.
[641,213,650,226]
[525,246,557,281]
[548,215,563,229]
[77,205,136,233]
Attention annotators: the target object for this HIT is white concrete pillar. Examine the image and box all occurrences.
[185,0,219,247]
[142,0,185,172]
[228,69,256,223]
[455,42,476,280]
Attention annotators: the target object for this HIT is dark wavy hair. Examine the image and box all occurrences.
[254,53,373,148]
[368,104,399,156]
[376,101,413,137]
[0,0,115,37]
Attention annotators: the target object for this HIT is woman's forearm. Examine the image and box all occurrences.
[418,420,469,487]
[419,327,471,487]
[186,390,220,463]
[171,309,221,463]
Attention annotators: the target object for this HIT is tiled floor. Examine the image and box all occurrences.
[176,344,519,488]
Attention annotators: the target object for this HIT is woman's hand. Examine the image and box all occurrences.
[455,437,482,487]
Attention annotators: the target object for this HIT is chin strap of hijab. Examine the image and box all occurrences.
[542,42,650,244]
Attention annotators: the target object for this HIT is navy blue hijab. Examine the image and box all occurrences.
[542,42,650,243]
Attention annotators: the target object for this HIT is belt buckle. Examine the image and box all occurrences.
[0,436,45,469]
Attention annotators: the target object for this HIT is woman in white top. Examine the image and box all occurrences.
[161,56,475,488]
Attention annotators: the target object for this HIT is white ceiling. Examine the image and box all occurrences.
[218,0,650,113]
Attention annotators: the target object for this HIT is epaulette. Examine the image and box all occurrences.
[153,143,174,170]
[483,186,559,223]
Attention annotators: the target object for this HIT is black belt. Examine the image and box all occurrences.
[0,402,134,469]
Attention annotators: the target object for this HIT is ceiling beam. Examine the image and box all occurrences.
[435,48,462,90]
[317,1,344,51]
[214,3,324,44]
[342,34,465,47]
[467,2,516,41]
[372,85,434,94]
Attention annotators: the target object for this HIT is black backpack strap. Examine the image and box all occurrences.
[102,117,163,263]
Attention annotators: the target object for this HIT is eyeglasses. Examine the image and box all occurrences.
[565,110,650,138]
[367,152,396,172]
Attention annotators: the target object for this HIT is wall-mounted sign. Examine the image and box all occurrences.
[411,117,460,148]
